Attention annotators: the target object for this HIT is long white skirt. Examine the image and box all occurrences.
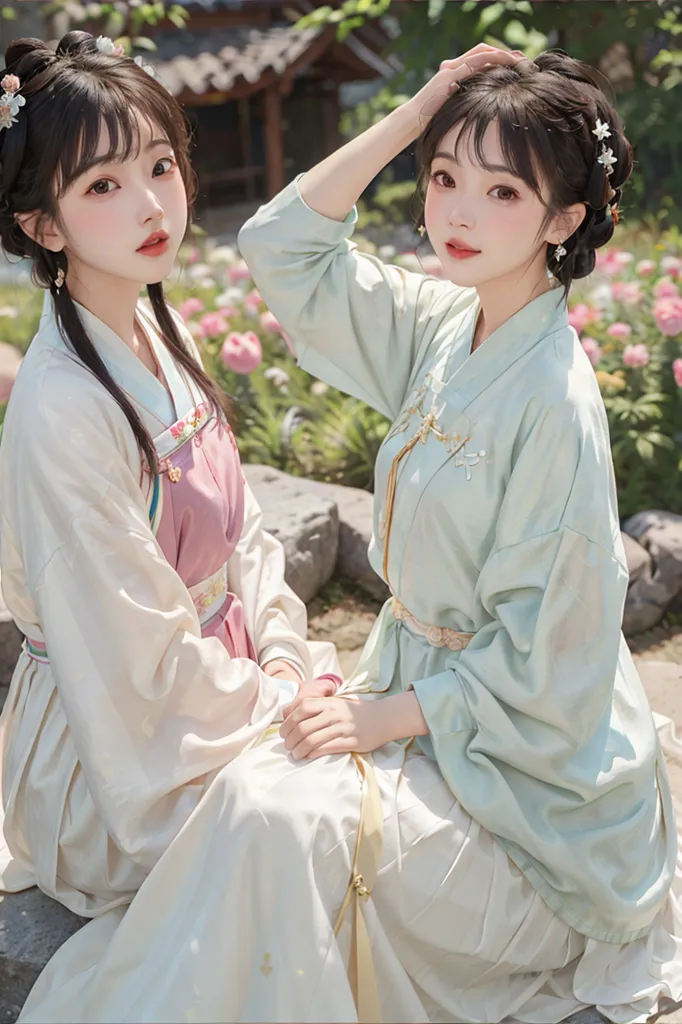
[17,722,682,1024]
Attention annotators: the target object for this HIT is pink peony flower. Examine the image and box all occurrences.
[220,331,263,374]
[1,75,20,94]
[259,310,283,334]
[606,322,632,339]
[673,358,682,388]
[654,296,682,336]
[636,259,656,277]
[661,256,682,279]
[217,305,239,319]
[227,260,252,283]
[568,303,599,334]
[178,297,204,321]
[623,343,649,368]
[611,281,643,305]
[243,289,263,314]
[186,247,199,265]
[199,312,228,339]
[653,277,680,300]
[596,248,634,276]
[581,337,603,367]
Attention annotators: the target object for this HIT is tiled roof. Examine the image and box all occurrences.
[146,23,324,96]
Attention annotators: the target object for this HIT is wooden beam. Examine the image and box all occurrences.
[264,84,285,198]
[238,97,255,202]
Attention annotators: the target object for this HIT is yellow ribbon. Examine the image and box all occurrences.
[334,752,384,1023]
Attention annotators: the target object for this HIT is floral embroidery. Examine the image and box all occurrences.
[169,402,210,442]
[193,573,227,618]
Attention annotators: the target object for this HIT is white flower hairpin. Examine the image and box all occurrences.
[96,35,167,89]
[0,75,25,133]
[96,35,125,57]
[592,118,617,177]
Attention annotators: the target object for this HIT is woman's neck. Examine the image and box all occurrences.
[472,268,555,352]
[63,260,145,351]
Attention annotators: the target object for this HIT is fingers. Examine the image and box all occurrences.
[279,698,325,739]
[290,723,349,761]
[439,46,523,70]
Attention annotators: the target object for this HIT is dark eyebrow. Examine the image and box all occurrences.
[88,137,172,171]
[432,150,517,177]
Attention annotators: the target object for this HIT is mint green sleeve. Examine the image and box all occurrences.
[237,177,471,420]
[411,396,634,829]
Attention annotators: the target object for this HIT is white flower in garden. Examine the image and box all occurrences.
[216,287,245,306]
[661,256,682,278]
[207,245,237,266]
[592,119,612,141]
[379,244,396,261]
[264,367,290,389]
[588,282,614,313]
[186,263,212,283]
[311,380,328,396]
[0,305,18,318]
[196,276,216,290]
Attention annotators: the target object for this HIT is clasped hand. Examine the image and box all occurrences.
[279,693,386,761]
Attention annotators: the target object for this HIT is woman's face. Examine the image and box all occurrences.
[423,119,558,291]
[54,110,188,288]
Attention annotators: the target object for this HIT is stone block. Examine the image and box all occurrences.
[0,888,85,1023]
[623,511,682,635]
[244,465,339,604]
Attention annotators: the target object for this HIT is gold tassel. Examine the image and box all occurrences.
[381,433,420,585]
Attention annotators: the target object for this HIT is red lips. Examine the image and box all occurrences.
[137,230,169,251]
[446,237,480,253]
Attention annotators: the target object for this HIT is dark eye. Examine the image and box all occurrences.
[154,157,175,176]
[492,185,518,201]
[88,179,116,196]
[430,170,455,188]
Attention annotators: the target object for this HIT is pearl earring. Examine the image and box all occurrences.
[554,242,567,262]
[418,225,426,238]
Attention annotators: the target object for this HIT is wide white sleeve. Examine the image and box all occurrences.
[3,377,280,871]
[228,481,312,683]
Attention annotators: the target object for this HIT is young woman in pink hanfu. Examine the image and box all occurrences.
[0,30,341,928]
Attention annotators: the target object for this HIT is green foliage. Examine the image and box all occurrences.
[40,1,189,52]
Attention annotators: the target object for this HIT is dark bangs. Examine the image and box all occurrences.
[415,64,593,215]
[50,64,196,202]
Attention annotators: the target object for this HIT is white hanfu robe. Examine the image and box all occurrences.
[0,290,339,909]
[6,184,682,1024]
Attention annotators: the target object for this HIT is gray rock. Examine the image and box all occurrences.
[621,532,660,635]
[244,465,339,604]
[622,511,682,635]
[244,465,389,601]
[303,481,388,601]
[0,888,85,1023]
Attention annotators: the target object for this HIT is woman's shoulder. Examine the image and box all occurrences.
[5,335,133,463]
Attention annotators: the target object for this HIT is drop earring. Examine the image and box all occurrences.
[554,242,567,262]
[418,225,426,239]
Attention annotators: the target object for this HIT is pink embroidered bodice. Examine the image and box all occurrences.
[152,404,256,661]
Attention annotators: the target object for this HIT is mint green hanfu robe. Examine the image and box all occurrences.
[238,175,677,945]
